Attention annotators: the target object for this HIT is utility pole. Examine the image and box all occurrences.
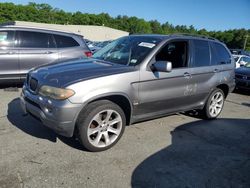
[243,34,248,50]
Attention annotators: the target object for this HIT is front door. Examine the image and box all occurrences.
[0,30,19,80]
[134,40,193,120]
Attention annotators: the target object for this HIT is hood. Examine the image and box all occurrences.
[30,59,136,87]
[235,67,250,76]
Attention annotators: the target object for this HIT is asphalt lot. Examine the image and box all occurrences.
[0,88,250,188]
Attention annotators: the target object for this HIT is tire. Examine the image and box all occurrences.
[201,88,225,119]
[76,100,126,152]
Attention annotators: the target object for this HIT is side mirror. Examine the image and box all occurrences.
[240,60,245,64]
[152,61,172,72]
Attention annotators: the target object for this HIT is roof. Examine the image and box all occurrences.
[130,33,220,42]
[0,25,82,37]
[233,54,247,57]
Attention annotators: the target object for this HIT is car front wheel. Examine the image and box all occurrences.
[76,100,126,152]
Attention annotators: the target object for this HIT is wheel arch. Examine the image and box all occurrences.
[76,93,133,126]
[216,84,229,98]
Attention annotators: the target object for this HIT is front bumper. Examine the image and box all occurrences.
[235,78,250,89]
[20,85,82,137]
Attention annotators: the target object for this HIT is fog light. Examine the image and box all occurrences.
[44,107,52,113]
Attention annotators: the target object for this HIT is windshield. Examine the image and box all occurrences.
[93,36,161,66]
[245,62,250,68]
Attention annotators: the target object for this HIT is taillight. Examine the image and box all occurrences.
[84,51,92,57]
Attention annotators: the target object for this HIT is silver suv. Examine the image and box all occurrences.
[20,34,235,151]
[0,26,91,82]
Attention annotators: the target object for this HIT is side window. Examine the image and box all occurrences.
[48,34,56,48]
[53,34,79,48]
[212,42,231,65]
[0,31,15,48]
[18,31,54,48]
[155,41,188,69]
[192,40,210,67]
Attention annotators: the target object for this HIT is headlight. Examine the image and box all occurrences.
[39,85,75,100]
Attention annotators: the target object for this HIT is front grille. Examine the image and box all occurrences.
[29,78,38,92]
[24,96,41,110]
[235,75,243,79]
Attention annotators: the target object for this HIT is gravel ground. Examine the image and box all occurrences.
[0,88,249,188]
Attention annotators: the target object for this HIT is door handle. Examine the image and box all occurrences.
[7,51,16,55]
[184,72,191,79]
[44,51,53,54]
[213,69,219,73]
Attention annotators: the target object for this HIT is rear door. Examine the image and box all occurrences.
[17,30,58,79]
[0,30,19,80]
[53,34,85,61]
[188,40,223,108]
[211,42,234,89]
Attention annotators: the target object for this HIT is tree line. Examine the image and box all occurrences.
[0,2,249,50]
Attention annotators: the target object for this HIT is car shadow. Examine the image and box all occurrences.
[131,118,250,188]
[233,88,250,96]
[7,98,87,151]
[242,102,250,107]
[0,83,23,89]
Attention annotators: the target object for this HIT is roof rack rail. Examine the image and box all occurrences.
[0,21,15,26]
[170,33,219,41]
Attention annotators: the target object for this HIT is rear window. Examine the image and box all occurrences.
[211,42,231,65]
[54,34,79,48]
[0,31,15,48]
[192,40,210,67]
[18,31,55,48]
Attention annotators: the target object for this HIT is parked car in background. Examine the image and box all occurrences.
[230,49,250,56]
[96,40,112,48]
[88,43,102,54]
[233,55,250,68]
[0,26,91,83]
[86,39,112,54]
[20,34,235,152]
[235,62,250,90]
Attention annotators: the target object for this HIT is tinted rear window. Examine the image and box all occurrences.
[54,34,79,48]
[18,31,55,48]
[192,40,210,67]
[211,42,231,65]
[0,30,15,48]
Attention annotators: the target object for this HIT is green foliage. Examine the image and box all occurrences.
[0,2,249,50]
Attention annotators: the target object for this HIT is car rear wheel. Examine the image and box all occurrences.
[202,88,225,119]
[76,100,126,152]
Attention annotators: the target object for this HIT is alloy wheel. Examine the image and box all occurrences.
[87,109,123,148]
[208,91,224,117]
